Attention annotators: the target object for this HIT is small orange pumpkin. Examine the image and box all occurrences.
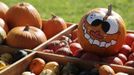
[77,5,126,56]
[6,26,47,49]
[0,2,9,20]
[29,58,46,75]
[42,15,67,39]
[6,2,42,30]
[0,18,8,33]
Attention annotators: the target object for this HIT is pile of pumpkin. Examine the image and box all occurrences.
[0,1,68,49]
[21,58,128,75]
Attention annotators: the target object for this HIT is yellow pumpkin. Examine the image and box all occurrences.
[77,5,126,56]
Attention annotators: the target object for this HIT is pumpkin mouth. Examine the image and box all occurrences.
[89,30,103,39]
[82,23,116,48]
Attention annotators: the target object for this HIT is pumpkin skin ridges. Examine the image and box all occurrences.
[6,26,47,49]
[77,8,126,56]
[0,2,9,20]
[5,2,42,30]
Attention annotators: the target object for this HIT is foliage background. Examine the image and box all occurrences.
[1,0,134,30]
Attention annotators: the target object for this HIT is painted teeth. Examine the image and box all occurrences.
[100,42,106,47]
[83,24,86,33]
[84,34,90,39]
[111,40,116,45]
[89,38,93,44]
[82,24,117,48]
[105,43,111,48]
[93,40,100,46]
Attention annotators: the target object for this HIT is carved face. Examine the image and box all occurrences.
[78,8,126,56]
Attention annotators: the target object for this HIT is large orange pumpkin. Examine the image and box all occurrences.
[42,15,67,39]
[6,2,42,30]
[77,5,126,56]
[0,2,9,20]
[6,26,47,49]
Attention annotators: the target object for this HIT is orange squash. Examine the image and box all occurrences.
[77,5,126,56]
[0,2,9,20]
[29,58,46,75]
[6,26,47,49]
[0,18,8,33]
[42,15,67,39]
[6,2,42,30]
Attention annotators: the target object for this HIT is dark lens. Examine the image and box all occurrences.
[91,19,102,26]
[102,22,110,33]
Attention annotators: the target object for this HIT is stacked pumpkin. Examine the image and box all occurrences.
[0,1,68,49]
[2,2,47,49]
[0,2,8,44]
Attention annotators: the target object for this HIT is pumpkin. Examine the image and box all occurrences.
[99,65,115,75]
[6,26,47,49]
[5,2,42,30]
[77,5,126,56]
[39,61,59,75]
[0,2,9,20]
[0,18,8,33]
[0,26,6,44]
[42,15,67,39]
[29,58,46,75]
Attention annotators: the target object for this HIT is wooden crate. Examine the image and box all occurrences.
[0,45,32,74]
[33,24,134,75]
[1,51,134,75]
[0,52,96,75]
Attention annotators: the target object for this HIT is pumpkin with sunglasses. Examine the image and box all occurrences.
[77,5,126,56]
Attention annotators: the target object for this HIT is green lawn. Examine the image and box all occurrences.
[1,0,134,30]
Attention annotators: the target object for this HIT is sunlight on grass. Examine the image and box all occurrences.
[1,0,134,30]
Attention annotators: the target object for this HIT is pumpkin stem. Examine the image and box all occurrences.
[20,3,24,6]
[103,4,112,21]
[20,0,25,6]
[51,14,57,19]
[24,25,29,31]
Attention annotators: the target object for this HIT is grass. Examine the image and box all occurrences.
[1,0,134,30]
